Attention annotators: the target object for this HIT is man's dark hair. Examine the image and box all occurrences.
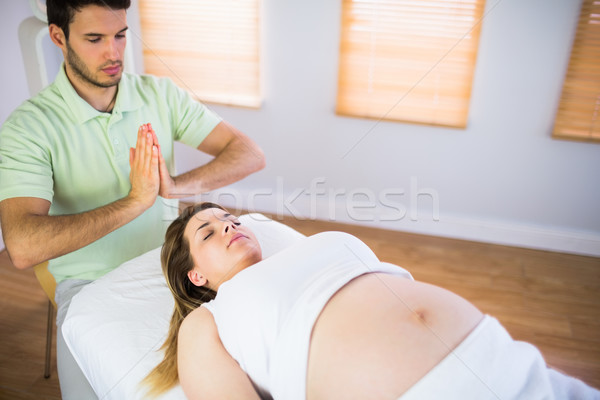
[46,0,131,40]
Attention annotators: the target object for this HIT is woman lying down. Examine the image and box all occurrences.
[144,202,599,400]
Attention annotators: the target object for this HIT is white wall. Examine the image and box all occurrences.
[0,0,31,251]
[0,1,34,123]
[1,0,599,256]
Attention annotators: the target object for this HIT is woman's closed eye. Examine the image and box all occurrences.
[202,220,240,240]
[224,217,241,226]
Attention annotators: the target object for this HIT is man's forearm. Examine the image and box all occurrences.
[167,137,265,198]
[2,196,147,270]
[2,123,162,269]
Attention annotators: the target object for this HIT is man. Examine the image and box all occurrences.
[0,0,265,398]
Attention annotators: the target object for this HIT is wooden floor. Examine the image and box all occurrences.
[0,248,59,400]
[0,216,599,399]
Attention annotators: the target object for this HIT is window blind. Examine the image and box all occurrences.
[336,0,486,128]
[138,0,261,108]
[553,0,600,142]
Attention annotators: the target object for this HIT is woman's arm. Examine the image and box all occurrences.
[178,307,261,400]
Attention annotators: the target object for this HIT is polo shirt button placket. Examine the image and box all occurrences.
[106,125,119,158]
[106,114,126,160]
[111,134,125,159]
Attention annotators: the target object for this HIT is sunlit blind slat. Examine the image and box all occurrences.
[139,0,261,108]
[553,0,600,142]
[336,0,486,128]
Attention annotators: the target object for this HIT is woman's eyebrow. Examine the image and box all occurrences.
[196,222,210,232]
[195,212,232,234]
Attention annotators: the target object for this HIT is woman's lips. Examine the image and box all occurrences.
[228,233,247,247]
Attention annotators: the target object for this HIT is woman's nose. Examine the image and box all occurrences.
[224,221,237,234]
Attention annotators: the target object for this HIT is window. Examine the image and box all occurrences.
[336,0,486,128]
[553,0,600,143]
[138,0,261,108]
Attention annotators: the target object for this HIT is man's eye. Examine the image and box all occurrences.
[88,38,100,43]
[203,232,214,241]
[233,221,241,226]
[116,34,126,39]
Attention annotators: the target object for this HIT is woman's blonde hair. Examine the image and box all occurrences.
[142,202,225,396]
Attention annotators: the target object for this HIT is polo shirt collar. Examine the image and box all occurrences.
[114,72,144,114]
[55,63,144,125]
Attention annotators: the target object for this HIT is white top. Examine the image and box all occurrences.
[202,231,413,400]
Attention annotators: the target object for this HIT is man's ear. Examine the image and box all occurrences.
[187,270,207,287]
[49,24,67,50]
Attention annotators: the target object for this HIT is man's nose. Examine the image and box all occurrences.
[106,39,121,59]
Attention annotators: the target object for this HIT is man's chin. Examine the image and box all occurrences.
[97,76,122,88]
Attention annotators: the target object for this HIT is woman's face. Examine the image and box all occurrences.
[183,208,262,291]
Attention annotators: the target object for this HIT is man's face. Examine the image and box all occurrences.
[64,5,128,88]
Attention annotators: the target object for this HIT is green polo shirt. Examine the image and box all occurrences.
[0,65,221,283]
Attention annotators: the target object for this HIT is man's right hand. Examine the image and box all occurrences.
[128,123,160,210]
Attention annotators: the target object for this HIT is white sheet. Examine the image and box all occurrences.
[62,213,305,400]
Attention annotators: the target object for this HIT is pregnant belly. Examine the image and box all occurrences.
[306,273,483,400]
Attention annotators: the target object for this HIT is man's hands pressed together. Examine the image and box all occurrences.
[128,123,179,206]
[128,124,160,209]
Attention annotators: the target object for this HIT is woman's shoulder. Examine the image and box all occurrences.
[180,307,216,340]
[308,231,369,245]
[309,231,356,239]
[305,231,373,254]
